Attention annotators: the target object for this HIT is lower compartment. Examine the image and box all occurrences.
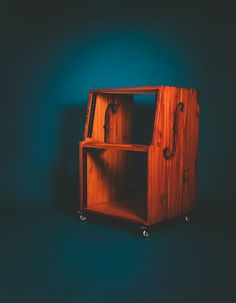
[83,148,148,223]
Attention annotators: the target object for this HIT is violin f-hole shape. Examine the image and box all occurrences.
[104,102,118,142]
[163,102,184,160]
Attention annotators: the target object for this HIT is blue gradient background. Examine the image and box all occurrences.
[1,1,235,302]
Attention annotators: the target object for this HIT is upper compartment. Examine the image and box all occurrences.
[85,87,159,145]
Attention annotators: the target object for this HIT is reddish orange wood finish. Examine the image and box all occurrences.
[86,200,147,225]
[82,142,148,152]
[79,86,199,226]
[90,93,133,143]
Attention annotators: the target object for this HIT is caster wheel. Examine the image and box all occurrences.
[139,225,150,237]
[77,210,87,221]
[142,230,150,237]
[185,215,191,222]
[79,214,87,221]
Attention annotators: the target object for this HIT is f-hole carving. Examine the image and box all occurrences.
[103,102,118,142]
[163,102,185,160]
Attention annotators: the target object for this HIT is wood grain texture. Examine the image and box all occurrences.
[85,149,147,214]
[148,87,199,224]
[79,86,200,226]
[79,142,85,208]
[86,149,129,206]
[84,199,148,225]
[88,93,133,143]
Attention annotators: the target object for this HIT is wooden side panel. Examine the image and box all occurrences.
[148,87,199,224]
[147,145,155,223]
[91,94,133,143]
[180,88,200,213]
[148,87,178,223]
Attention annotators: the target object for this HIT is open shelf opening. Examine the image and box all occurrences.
[88,92,157,145]
[84,148,148,223]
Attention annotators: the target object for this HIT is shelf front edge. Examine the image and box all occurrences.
[81,142,149,152]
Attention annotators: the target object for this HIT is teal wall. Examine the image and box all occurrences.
[1,0,235,208]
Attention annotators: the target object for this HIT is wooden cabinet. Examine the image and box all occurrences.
[78,86,200,236]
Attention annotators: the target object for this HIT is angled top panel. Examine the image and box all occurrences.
[90,86,160,95]
[90,85,197,95]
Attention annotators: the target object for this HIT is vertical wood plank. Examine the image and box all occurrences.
[148,86,199,224]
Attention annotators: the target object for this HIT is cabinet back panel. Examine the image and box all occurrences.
[87,149,130,205]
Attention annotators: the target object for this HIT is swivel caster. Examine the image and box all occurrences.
[185,215,191,222]
[80,214,87,221]
[77,210,87,221]
[140,226,150,238]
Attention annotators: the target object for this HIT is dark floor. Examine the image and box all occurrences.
[0,202,235,303]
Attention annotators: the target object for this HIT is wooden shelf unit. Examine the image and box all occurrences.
[79,86,200,228]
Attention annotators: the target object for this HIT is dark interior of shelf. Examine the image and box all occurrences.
[132,94,156,145]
